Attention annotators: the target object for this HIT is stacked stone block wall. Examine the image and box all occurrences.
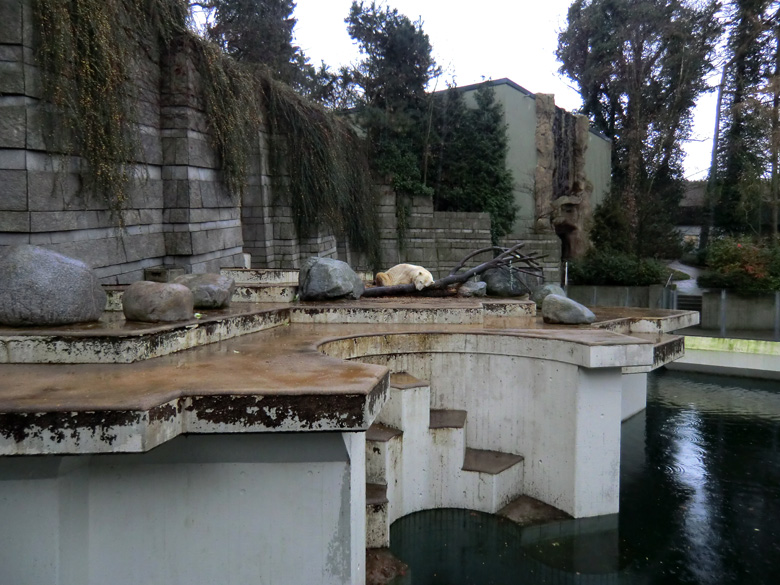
[0,2,560,284]
[0,1,244,284]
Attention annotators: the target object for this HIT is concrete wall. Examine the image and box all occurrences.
[0,432,367,585]
[460,79,611,240]
[701,291,780,331]
[0,0,246,283]
[585,130,612,211]
[329,333,631,518]
[567,285,669,309]
[0,6,562,283]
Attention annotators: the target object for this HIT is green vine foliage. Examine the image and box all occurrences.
[31,0,380,263]
[264,77,381,268]
[33,0,158,209]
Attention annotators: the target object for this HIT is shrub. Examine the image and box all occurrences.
[568,250,667,286]
[697,237,780,294]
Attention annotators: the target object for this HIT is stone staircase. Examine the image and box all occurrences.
[223,267,374,304]
[365,372,525,548]
[676,293,702,313]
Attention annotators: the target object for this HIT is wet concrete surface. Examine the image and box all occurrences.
[0,298,696,454]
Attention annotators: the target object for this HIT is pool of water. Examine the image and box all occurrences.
[389,370,780,584]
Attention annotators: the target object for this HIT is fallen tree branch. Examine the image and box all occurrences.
[362,243,544,297]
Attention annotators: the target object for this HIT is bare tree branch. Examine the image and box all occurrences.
[362,243,544,297]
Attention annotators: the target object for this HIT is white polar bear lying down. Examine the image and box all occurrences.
[375,263,435,291]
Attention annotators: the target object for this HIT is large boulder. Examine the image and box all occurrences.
[481,268,533,297]
[457,280,487,297]
[542,294,596,325]
[298,257,364,301]
[174,273,235,309]
[122,281,194,323]
[0,245,106,327]
[531,283,566,306]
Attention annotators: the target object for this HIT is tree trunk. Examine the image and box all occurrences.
[700,59,729,253]
[772,25,780,243]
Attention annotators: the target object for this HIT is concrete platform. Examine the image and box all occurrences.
[0,294,699,585]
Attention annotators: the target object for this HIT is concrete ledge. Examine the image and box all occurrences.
[667,336,780,380]
[0,325,391,454]
[318,329,653,370]
[591,307,699,334]
[0,305,289,364]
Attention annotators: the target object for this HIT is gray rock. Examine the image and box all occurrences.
[0,245,106,327]
[174,273,235,309]
[122,281,194,323]
[542,294,596,325]
[481,268,536,297]
[298,257,364,301]
[532,283,566,306]
[457,280,487,297]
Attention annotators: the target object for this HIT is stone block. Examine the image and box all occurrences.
[21,0,34,48]
[144,266,186,283]
[0,103,26,147]
[25,101,46,150]
[30,210,104,232]
[0,45,23,62]
[162,135,189,165]
[0,0,22,45]
[0,211,28,231]
[189,226,242,256]
[0,169,27,210]
[120,233,165,263]
[140,132,163,165]
[164,231,192,255]
[138,208,162,225]
[164,208,190,223]
[188,137,216,168]
[23,63,40,98]
[56,236,128,269]
[0,61,24,95]
[27,171,82,211]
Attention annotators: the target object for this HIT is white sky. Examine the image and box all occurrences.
[293,0,717,181]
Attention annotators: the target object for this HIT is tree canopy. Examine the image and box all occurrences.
[557,0,721,257]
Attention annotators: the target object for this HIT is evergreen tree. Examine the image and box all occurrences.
[715,0,775,235]
[431,83,516,243]
[204,0,336,100]
[344,1,440,200]
[557,0,720,257]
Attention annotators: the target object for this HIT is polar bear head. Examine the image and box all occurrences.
[413,268,434,291]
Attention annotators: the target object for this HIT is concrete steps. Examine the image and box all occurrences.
[676,294,702,312]
[222,267,374,304]
[365,372,525,547]
[222,268,299,303]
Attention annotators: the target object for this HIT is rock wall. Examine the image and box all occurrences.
[0,1,245,284]
[0,0,558,284]
[534,93,594,259]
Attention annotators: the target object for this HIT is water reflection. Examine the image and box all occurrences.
[390,370,780,584]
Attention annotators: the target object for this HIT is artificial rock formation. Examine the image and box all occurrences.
[298,257,364,301]
[534,95,594,259]
[541,294,596,325]
[174,273,235,309]
[122,281,194,323]
[0,245,106,327]
[531,283,566,306]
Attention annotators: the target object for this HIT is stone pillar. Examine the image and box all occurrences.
[160,43,245,274]
[551,114,594,259]
[534,94,555,233]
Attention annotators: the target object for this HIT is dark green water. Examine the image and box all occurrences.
[390,370,780,585]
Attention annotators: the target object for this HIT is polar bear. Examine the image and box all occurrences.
[375,263,435,291]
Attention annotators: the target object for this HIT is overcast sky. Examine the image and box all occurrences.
[293,0,717,181]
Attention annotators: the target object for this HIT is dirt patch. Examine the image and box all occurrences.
[366,548,408,585]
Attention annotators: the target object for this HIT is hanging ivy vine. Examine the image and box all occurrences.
[30,0,380,264]
[263,76,380,267]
